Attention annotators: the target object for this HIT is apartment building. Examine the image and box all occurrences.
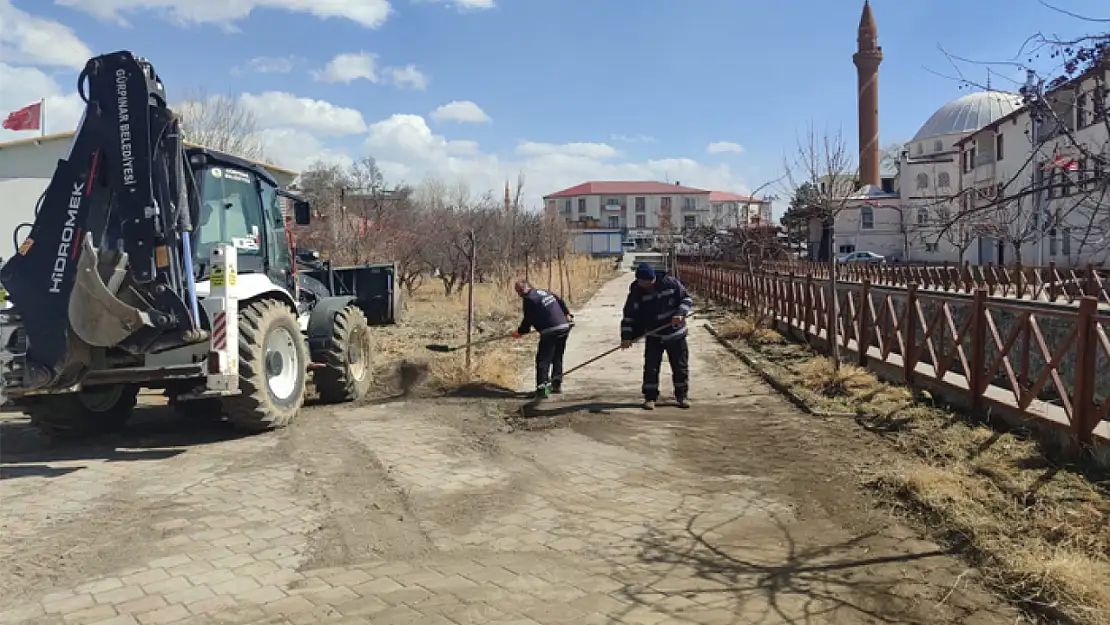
[543,181,768,234]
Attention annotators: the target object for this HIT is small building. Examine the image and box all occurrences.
[0,131,298,259]
[707,191,773,227]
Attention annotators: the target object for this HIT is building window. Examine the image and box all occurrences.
[605,197,620,207]
[1049,228,1058,256]
[916,173,928,189]
[683,215,696,230]
[917,207,929,225]
[934,139,943,152]
[860,206,874,229]
[1062,227,1071,256]
[963,147,976,172]
[1077,92,1089,127]
[608,215,619,227]
[995,133,1004,160]
[683,197,697,211]
[635,214,646,228]
[577,198,586,213]
[635,196,646,212]
[915,143,923,155]
[660,197,672,210]
[838,244,856,254]
[925,242,938,252]
[938,172,951,187]
[563,199,572,213]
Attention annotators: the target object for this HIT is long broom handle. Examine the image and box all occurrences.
[554,314,694,382]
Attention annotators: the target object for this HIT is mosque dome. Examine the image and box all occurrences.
[911,90,1024,141]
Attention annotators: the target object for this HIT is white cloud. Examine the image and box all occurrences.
[232,55,300,75]
[0,63,85,141]
[313,52,429,90]
[515,141,617,159]
[611,133,656,144]
[238,91,367,136]
[54,0,393,29]
[314,52,378,83]
[429,101,490,124]
[0,0,92,69]
[417,0,495,9]
[353,113,750,207]
[257,128,352,172]
[384,65,429,90]
[707,141,744,154]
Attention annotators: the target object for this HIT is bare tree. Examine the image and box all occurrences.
[782,125,858,367]
[177,89,266,160]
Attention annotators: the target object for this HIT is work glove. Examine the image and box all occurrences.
[566,314,574,321]
[512,331,522,339]
[619,340,633,349]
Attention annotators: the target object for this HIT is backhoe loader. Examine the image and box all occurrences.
[0,50,399,438]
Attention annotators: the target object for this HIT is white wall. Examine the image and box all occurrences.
[0,136,299,260]
[553,191,713,230]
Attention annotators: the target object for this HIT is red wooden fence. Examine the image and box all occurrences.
[677,261,1110,448]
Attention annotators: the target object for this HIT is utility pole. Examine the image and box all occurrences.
[1021,69,1048,267]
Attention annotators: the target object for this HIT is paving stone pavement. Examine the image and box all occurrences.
[0,273,1026,625]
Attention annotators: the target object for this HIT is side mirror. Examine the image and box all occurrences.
[293,200,311,225]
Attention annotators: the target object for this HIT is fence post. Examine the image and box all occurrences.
[804,274,813,334]
[788,271,796,327]
[465,230,476,373]
[903,283,919,385]
[1072,296,1098,446]
[858,280,871,367]
[969,288,987,412]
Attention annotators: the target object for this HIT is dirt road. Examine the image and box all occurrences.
[0,273,1027,624]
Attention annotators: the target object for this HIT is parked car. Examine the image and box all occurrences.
[839,251,885,264]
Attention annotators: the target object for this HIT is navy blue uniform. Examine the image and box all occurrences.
[517,288,572,391]
[621,274,694,401]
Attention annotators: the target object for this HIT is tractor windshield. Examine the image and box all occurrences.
[194,165,266,268]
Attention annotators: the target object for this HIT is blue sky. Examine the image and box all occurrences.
[1,0,1106,209]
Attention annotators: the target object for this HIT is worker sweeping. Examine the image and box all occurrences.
[512,281,574,399]
[619,263,694,410]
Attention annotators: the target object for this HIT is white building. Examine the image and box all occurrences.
[543,181,770,234]
[707,191,773,227]
[0,131,298,259]
[955,65,1110,267]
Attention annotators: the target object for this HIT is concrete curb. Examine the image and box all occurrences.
[702,324,857,419]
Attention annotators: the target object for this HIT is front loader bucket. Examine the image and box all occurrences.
[68,233,153,347]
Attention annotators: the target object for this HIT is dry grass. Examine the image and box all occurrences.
[368,256,615,395]
[711,307,1110,625]
[714,315,785,345]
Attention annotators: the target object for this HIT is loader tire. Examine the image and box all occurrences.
[25,384,139,440]
[223,299,307,433]
[313,304,373,404]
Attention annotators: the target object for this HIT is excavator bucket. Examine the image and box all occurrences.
[68,233,153,347]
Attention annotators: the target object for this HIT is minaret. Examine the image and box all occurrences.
[853,0,882,188]
[504,181,512,213]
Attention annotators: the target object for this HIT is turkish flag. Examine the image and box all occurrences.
[2,102,42,131]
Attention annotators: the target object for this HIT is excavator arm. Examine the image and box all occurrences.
[0,50,205,393]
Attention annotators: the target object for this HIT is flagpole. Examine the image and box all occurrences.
[40,99,45,137]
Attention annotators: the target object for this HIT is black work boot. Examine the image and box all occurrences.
[532,384,552,400]
[551,381,562,394]
[642,398,656,410]
[675,396,691,409]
